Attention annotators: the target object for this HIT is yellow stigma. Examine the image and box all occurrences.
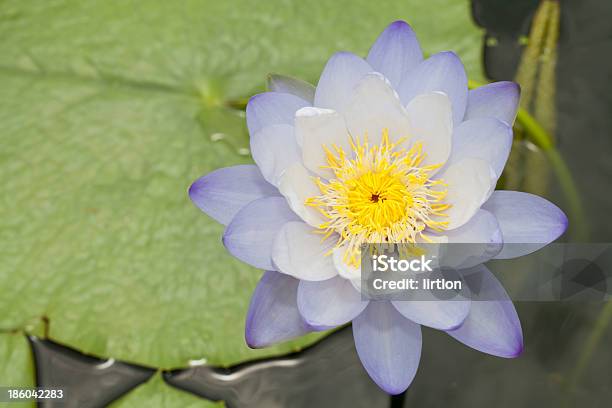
[306,129,450,267]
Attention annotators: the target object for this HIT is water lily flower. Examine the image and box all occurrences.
[189,20,568,394]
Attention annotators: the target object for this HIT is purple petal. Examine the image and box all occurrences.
[439,209,503,269]
[245,271,311,348]
[314,51,372,113]
[267,74,315,103]
[397,51,468,125]
[353,302,422,394]
[366,20,423,89]
[189,165,279,225]
[223,196,299,270]
[391,263,471,330]
[246,92,310,136]
[447,118,513,177]
[391,300,470,331]
[464,81,521,125]
[482,191,568,259]
[391,276,471,331]
[297,276,368,330]
[447,265,523,358]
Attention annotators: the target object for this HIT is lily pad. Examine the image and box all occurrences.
[0,333,35,408]
[0,0,483,370]
[110,373,221,408]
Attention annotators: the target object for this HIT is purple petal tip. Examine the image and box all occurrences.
[499,334,524,359]
[487,81,521,98]
[439,50,460,59]
[510,342,525,358]
[247,92,264,106]
[498,81,521,98]
[388,20,410,29]
[244,329,264,349]
[549,202,569,242]
[333,50,354,58]
[561,210,569,234]
[221,228,231,249]
[374,374,413,395]
[188,177,205,209]
[188,180,197,200]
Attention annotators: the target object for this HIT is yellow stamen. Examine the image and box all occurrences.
[306,129,450,267]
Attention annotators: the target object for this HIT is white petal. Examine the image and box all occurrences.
[437,158,497,230]
[344,73,412,146]
[404,92,453,167]
[250,124,300,186]
[314,51,372,113]
[278,163,326,227]
[333,245,361,282]
[297,107,351,179]
[447,118,513,177]
[272,221,338,281]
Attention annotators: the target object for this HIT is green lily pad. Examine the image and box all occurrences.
[110,374,221,408]
[0,333,36,408]
[0,0,483,370]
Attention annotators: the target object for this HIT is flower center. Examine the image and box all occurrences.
[306,129,450,267]
[346,168,412,228]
